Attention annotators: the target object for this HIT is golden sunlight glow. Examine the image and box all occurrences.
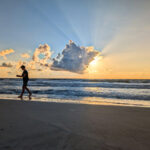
[89,56,100,67]
[87,55,103,73]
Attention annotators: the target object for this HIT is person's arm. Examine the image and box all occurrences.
[16,75,23,77]
[16,71,27,78]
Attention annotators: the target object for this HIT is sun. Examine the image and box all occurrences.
[90,57,98,66]
[87,55,103,73]
[89,56,102,67]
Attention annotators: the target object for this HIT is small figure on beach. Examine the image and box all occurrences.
[16,65,32,100]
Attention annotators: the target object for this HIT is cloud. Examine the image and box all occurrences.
[32,44,52,65]
[0,49,15,59]
[7,71,12,74]
[0,62,13,68]
[21,53,30,59]
[15,61,27,70]
[51,40,100,73]
[37,69,42,71]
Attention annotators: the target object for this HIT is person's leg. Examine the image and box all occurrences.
[24,85,32,100]
[18,85,25,99]
[25,86,32,95]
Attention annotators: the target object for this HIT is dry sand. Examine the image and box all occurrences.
[0,99,150,150]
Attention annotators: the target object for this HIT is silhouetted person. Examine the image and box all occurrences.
[16,65,32,100]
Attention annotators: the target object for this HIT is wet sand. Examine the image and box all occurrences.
[0,99,150,150]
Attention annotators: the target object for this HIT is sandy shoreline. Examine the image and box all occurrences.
[0,99,150,150]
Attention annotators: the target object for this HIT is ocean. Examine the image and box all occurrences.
[0,78,150,107]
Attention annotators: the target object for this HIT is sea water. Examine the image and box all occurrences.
[0,78,150,107]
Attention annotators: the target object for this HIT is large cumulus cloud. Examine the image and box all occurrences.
[0,42,101,74]
[51,40,100,73]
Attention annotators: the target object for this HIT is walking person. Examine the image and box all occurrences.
[16,65,32,100]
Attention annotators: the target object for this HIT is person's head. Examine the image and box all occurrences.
[21,65,25,70]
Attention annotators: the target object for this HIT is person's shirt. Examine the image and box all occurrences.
[22,70,29,81]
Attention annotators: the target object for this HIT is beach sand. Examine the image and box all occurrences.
[0,99,150,150]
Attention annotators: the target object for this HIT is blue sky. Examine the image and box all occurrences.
[0,0,96,57]
[0,0,130,57]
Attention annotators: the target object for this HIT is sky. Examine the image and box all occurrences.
[0,0,150,79]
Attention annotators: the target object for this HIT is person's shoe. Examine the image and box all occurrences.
[29,93,32,100]
[18,95,23,100]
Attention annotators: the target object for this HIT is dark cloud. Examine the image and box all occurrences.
[0,62,13,68]
[37,69,42,71]
[51,40,100,73]
[7,71,12,74]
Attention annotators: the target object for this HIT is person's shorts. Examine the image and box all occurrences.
[23,80,28,86]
